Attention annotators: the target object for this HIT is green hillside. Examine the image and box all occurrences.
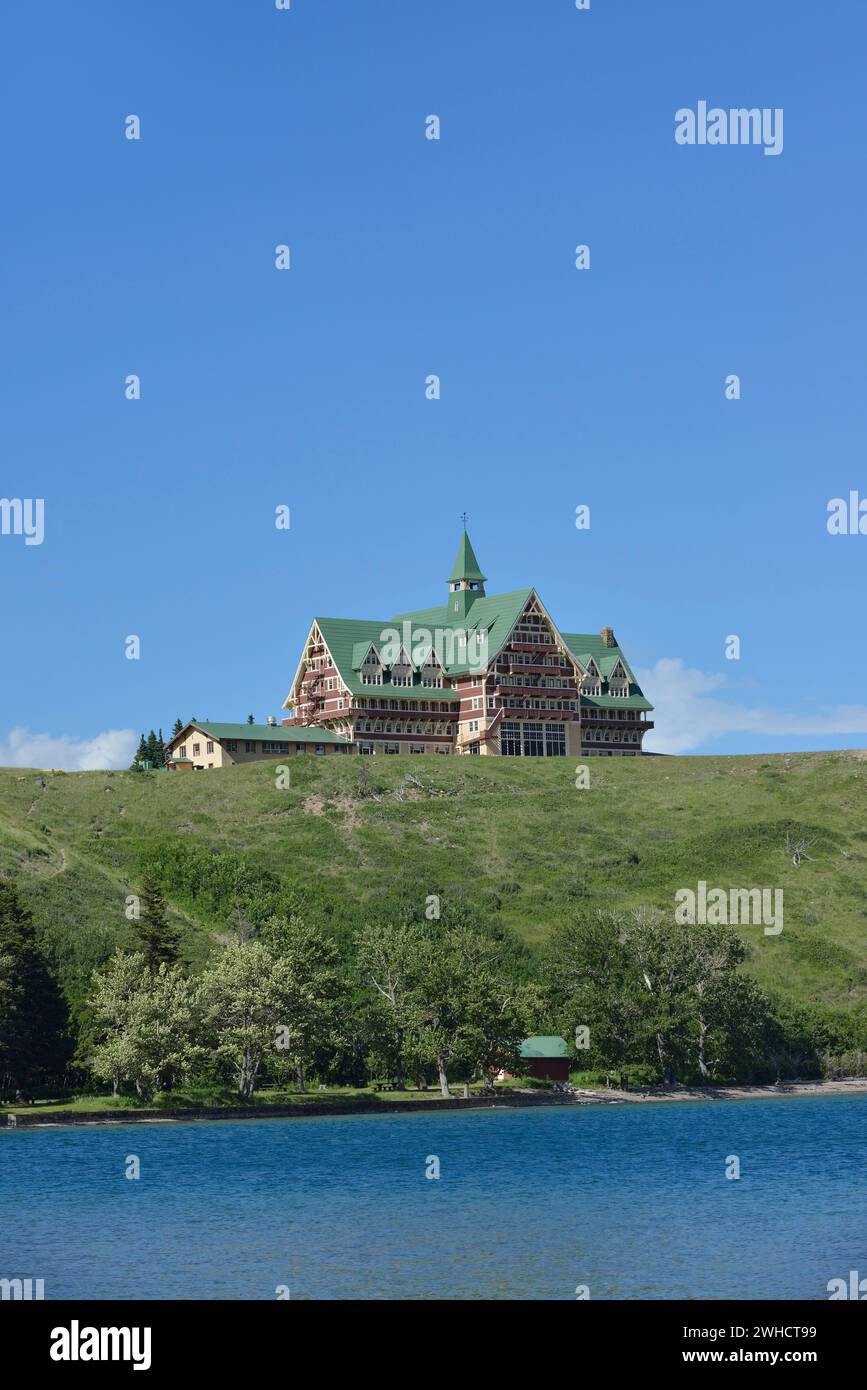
[1,751,866,1016]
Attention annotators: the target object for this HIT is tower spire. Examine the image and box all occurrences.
[446,527,486,616]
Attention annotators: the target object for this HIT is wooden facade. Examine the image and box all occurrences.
[282,535,654,757]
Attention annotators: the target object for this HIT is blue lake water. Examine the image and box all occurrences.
[1,1094,865,1299]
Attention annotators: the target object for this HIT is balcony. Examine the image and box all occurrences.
[506,662,569,677]
[495,675,578,690]
[581,713,654,729]
[498,704,578,718]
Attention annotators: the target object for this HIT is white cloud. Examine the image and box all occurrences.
[636,658,867,755]
[0,726,137,771]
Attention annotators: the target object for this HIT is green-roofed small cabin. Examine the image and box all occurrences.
[282,530,654,757]
[519,1035,571,1082]
[165,720,351,771]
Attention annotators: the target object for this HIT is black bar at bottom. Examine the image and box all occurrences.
[5,1298,861,1374]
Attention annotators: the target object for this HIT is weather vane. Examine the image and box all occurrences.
[460,511,468,528]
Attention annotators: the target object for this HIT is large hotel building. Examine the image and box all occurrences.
[281,532,654,757]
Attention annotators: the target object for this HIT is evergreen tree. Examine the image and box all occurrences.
[172,718,184,737]
[247,713,255,725]
[144,729,158,765]
[155,728,165,769]
[0,878,70,1091]
[132,874,182,969]
[130,734,147,771]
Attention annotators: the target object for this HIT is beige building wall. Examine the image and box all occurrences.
[169,729,347,770]
[172,732,227,770]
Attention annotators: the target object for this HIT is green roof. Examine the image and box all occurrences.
[175,722,350,745]
[311,619,459,699]
[392,588,534,673]
[284,542,653,715]
[447,530,486,584]
[297,606,653,707]
[519,1035,570,1059]
[309,589,535,693]
[580,692,653,711]
[562,632,653,711]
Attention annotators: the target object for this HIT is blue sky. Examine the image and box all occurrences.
[1,0,865,765]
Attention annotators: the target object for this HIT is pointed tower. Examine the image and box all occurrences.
[447,529,486,619]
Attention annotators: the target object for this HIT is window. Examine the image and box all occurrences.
[263,741,285,753]
[315,745,325,755]
[501,721,521,756]
[546,722,566,757]
[384,743,400,754]
[358,743,374,755]
[296,744,307,754]
[192,743,200,756]
[468,741,480,753]
[179,745,187,758]
[245,741,256,753]
[523,722,544,756]
[500,720,550,756]
[206,741,214,754]
[468,719,479,733]
[226,741,237,752]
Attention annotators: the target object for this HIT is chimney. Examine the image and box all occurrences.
[267,714,276,726]
[600,627,616,648]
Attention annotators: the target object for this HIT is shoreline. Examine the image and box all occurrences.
[4,1076,867,1130]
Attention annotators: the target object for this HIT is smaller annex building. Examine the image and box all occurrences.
[518,1036,572,1082]
[165,721,351,771]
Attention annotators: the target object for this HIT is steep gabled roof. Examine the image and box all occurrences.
[351,639,385,669]
[307,617,459,700]
[393,588,534,674]
[447,530,486,583]
[561,631,653,710]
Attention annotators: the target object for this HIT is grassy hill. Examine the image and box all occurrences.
[1,750,866,1015]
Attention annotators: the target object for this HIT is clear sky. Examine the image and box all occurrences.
[2,0,865,766]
